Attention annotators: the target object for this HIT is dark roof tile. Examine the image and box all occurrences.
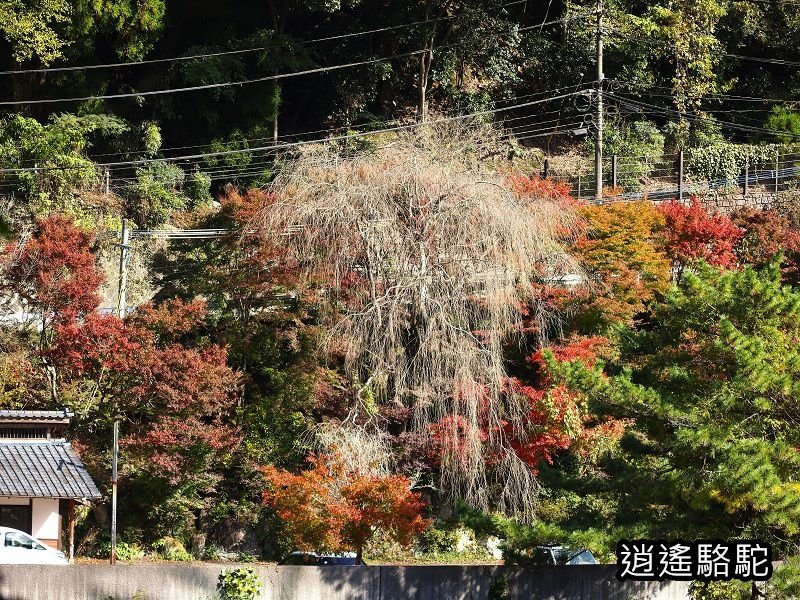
[0,442,101,499]
[0,410,72,422]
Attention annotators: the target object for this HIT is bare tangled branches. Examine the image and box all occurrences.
[248,124,580,517]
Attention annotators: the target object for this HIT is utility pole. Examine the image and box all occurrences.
[116,218,129,318]
[111,217,128,564]
[594,0,604,200]
[110,420,118,565]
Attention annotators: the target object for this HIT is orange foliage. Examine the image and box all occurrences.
[262,453,428,562]
[571,201,670,328]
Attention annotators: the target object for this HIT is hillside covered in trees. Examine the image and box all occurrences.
[2,1,800,597]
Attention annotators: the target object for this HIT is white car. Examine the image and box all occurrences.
[0,527,68,565]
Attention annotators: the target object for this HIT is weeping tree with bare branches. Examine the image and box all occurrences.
[247,125,580,517]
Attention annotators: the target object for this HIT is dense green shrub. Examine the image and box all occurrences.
[217,567,261,600]
[115,542,145,561]
[417,526,460,554]
[764,106,800,143]
[152,537,193,562]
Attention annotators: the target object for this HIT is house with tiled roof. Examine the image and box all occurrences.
[0,409,101,560]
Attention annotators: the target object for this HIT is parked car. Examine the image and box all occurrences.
[532,545,597,565]
[0,527,68,565]
[279,551,363,565]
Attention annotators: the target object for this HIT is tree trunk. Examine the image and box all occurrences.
[418,53,428,123]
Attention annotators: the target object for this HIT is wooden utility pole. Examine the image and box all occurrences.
[116,219,129,318]
[110,420,119,565]
[594,0,604,200]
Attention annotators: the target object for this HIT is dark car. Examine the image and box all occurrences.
[532,545,597,565]
[279,551,364,565]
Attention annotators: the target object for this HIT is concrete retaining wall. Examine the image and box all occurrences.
[0,564,690,600]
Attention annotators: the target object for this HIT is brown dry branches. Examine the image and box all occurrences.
[248,124,579,517]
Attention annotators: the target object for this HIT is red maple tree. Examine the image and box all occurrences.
[2,215,103,329]
[659,197,742,272]
[730,207,800,282]
[262,453,428,563]
[50,299,241,482]
[2,215,242,483]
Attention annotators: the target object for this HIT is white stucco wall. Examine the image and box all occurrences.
[31,498,59,541]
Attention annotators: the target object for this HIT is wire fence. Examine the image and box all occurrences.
[545,149,800,204]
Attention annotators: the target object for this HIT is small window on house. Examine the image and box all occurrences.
[0,427,49,440]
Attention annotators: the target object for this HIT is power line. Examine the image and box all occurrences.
[95,120,588,184]
[0,50,424,107]
[82,85,586,161]
[724,53,800,67]
[0,11,591,108]
[607,93,800,139]
[0,0,531,77]
[117,119,583,180]
[0,90,589,174]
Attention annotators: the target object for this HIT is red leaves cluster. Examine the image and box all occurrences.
[50,299,241,482]
[510,336,625,473]
[126,298,207,341]
[428,414,488,466]
[659,198,742,269]
[730,207,800,279]
[262,453,428,561]
[508,174,577,207]
[528,335,608,382]
[424,337,619,476]
[218,186,301,293]
[504,382,580,473]
[2,215,102,324]
[49,313,140,373]
[121,340,241,478]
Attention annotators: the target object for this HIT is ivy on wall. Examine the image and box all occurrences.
[687,142,800,182]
